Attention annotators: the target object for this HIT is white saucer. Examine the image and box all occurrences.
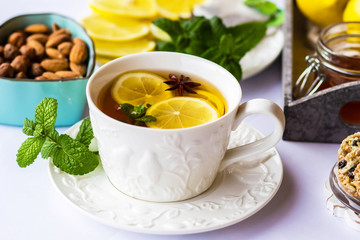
[49,122,283,235]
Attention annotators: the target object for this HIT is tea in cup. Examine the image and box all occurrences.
[86,52,285,202]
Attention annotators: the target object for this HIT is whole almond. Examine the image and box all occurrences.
[0,62,15,77]
[24,24,50,34]
[4,43,19,60]
[46,48,65,59]
[52,22,60,32]
[16,71,27,79]
[0,56,4,65]
[57,41,73,56]
[19,45,36,60]
[27,33,48,45]
[27,40,44,59]
[40,58,68,72]
[48,28,71,39]
[69,37,88,64]
[46,33,71,48]
[35,76,47,80]
[69,62,86,76]
[11,55,30,73]
[30,63,44,77]
[55,70,81,79]
[42,71,61,79]
[0,45,3,56]
[8,31,27,48]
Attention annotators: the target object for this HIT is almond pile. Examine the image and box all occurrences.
[0,23,89,80]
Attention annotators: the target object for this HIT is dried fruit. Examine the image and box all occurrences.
[338,160,347,169]
[27,40,44,59]
[45,48,65,59]
[57,42,73,56]
[11,55,30,73]
[0,62,15,77]
[16,71,27,79]
[1,22,88,80]
[19,45,36,60]
[25,24,50,34]
[4,43,19,60]
[55,70,81,79]
[69,37,88,64]
[40,58,69,72]
[26,33,48,45]
[46,33,71,48]
[42,71,61,79]
[8,31,27,48]
[69,62,86,76]
[30,63,44,77]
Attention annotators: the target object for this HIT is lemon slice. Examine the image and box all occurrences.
[184,90,225,117]
[155,0,206,19]
[93,38,155,58]
[146,97,219,129]
[89,0,157,18]
[150,23,172,42]
[81,14,150,41]
[111,71,174,106]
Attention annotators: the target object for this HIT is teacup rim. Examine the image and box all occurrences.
[86,51,242,132]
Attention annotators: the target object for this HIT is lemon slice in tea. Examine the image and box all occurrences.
[184,90,225,117]
[81,14,150,41]
[89,0,157,18]
[146,97,219,129]
[111,71,174,106]
[93,38,155,58]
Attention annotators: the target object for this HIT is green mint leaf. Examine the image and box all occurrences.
[41,129,60,159]
[209,16,227,42]
[222,57,243,81]
[133,105,147,118]
[22,118,36,136]
[52,134,99,175]
[267,9,284,27]
[119,103,135,120]
[153,18,183,42]
[244,0,278,15]
[156,41,176,51]
[219,34,234,55]
[34,98,57,134]
[33,124,44,137]
[136,115,157,123]
[75,117,94,148]
[229,22,267,59]
[174,35,190,52]
[16,136,46,167]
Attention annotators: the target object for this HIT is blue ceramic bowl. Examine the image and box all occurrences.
[0,13,95,127]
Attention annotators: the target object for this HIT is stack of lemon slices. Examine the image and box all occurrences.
[111,71,223,129]
[82,0,206,64]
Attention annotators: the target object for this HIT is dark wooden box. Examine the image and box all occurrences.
[282,0,360,143]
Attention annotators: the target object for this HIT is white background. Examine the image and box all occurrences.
[0,0,359,239]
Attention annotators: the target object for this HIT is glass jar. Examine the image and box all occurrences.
[329,163,360,214]
[294,22,360,124]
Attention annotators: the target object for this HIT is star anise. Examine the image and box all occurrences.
[164,74,201,96]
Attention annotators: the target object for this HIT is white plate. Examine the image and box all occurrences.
[193,0,285,80]
[49,122,283,235]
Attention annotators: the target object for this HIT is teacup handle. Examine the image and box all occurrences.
[219,99,285,171]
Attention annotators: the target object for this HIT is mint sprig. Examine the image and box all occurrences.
[244,0,284,27]
[16,98,99,175]
[153,16,267,81]
[120,103,156,126]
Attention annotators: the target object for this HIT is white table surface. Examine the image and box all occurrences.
[1,0,359,239]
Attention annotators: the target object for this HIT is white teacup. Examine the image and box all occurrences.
[86,52,285,202]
